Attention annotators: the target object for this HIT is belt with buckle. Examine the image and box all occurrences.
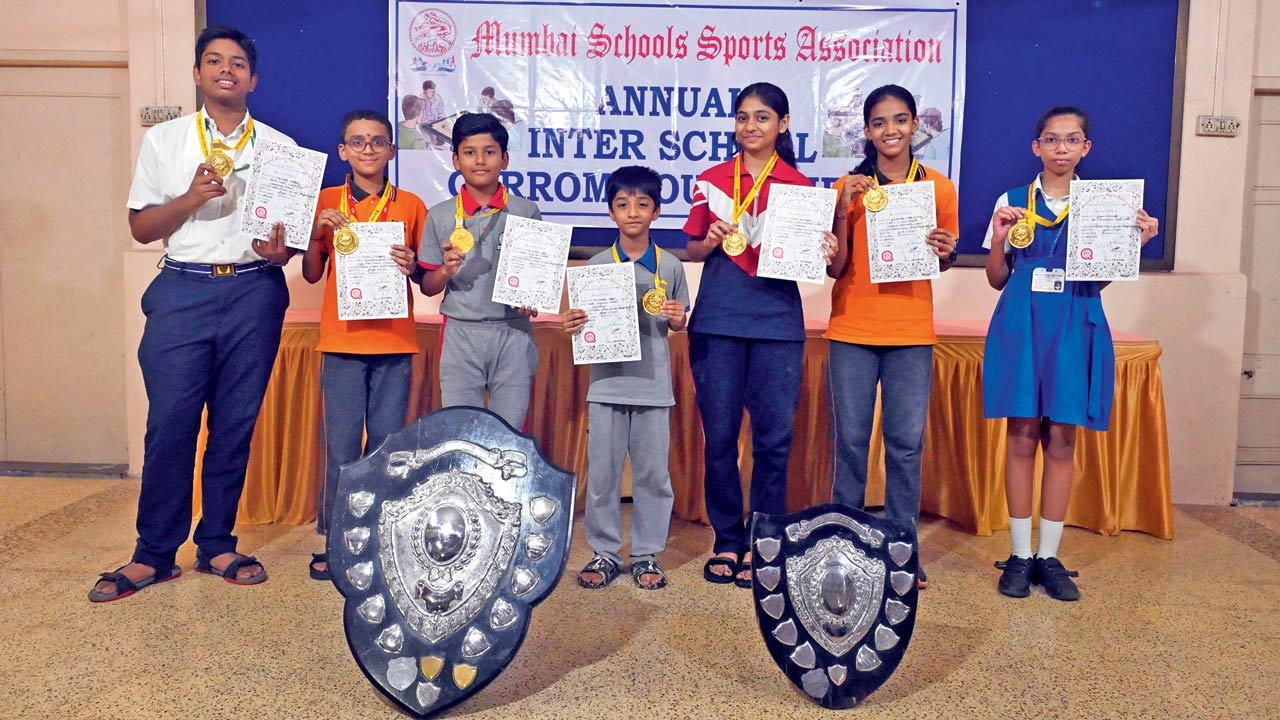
[162,257,272,277]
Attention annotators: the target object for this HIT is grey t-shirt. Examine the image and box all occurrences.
[420,191,542,321]
[583,242,690,407]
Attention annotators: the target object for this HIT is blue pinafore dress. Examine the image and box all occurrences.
[982,184,1115,431]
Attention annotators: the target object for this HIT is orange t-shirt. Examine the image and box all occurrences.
[314,182,428,355]
[826,165,959,346]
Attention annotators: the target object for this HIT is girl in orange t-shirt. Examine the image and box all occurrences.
[825,85,959,589]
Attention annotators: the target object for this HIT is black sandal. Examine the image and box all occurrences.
[195,552,268,586]
[630,559,668,590]
[309,553,330,581]
[576,555,621,589]
[703,553,740,584]
[734,558,754,589]
[87,564,181,603]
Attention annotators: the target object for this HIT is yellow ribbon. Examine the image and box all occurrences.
[732,152,779,226]
[610,241,666,293]
[340,177,394,223]
[872,156,921,189]
[455,187,508,232]
[196,109,255,160]
[1026,181,1070,227]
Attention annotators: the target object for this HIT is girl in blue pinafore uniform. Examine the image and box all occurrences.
[981,106,1161,603]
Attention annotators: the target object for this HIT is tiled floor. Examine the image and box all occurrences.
[1,476,1276,719]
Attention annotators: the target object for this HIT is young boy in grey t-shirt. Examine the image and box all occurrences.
[562,166,689,590]
[416,113,541,429]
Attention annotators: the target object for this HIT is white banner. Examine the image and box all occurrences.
[389,0,965,230]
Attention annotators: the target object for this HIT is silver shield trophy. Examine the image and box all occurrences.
[327,407,576,717]
[750,503,919,708]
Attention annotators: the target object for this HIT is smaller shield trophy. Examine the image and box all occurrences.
[750,503,919,708]
[327,407,576,717]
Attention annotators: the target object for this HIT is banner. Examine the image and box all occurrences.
[389,0,966,230]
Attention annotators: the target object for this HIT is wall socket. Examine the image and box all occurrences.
[1196,115,1241,137]
[140,105,183,126]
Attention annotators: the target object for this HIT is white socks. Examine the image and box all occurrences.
[1037,518,1065,559]
[1009,516,1033,559]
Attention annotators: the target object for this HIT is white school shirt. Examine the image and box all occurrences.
[982,173,1073,254]
[126,107,295,265]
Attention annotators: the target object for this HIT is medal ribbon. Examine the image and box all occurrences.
[1026,181,1070,228]
[454,187,508,232]
[340,176,394,223]
[731,152,779,227]
[611,241,666,293]
[872,156,921,190]
[196,109,255,160]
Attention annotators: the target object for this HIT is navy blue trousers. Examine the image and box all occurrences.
[132,267,289,570]
[689,332,804,555]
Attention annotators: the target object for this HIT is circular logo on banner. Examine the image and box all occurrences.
[772,247,784,259]
[584,331,596,344]
[410,9,457,58]
[351,288,363,300]
[1081,248,1094,260]
[507,276,520,288]
[881,250,894,262]
[255,206,267,219]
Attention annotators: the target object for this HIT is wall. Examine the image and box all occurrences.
[4,1,1258,504]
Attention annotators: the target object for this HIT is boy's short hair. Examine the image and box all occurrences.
[422,80,437,91]
[339,110,394,142]
[1035,105,1090,139]
[481,86,496,99]
[195,25,257,74]
[401,95,423,120]
[451,112,508,154]
[605,166,663,207]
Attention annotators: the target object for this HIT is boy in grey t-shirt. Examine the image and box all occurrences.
[416,113,541,429]
[562,166,689,590]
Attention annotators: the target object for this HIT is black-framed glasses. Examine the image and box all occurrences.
[344,137,393,152]
[1035,135,1087,150]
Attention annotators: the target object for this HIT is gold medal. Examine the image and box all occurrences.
[862,186,888,213]
[642,287,666,316]
[722,229,747,257]
[449,227,476,254]
[333,226,359,255]
[207,149,234,178]
[196,110,254,179]
[1008,220,1034,249]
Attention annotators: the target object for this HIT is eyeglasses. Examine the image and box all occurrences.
[1035,135,1087,150]
[344,137,393,152]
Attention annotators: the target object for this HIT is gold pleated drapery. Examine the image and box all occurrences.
[195,315,1173,540]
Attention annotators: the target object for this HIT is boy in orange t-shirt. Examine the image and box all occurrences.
[302,109,427,580]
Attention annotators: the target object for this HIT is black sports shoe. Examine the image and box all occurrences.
[1033,556,1080,601]
[994,555,1033,598]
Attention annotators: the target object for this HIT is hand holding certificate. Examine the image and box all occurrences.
[566,263,642,365]
[239,139,327,250]
[866,180,939,284]
[757,184,838,285]
[1065,179,1144,282]
[335,222,409,321]
[491,215,572,315]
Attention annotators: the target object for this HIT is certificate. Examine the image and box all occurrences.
[865,180,939,284]
[757,184,838,285]
[1065,179,1144,282]
[238,139,327,250]
[335,222,409,321]
[490,215,573,315]
[566,262,642,365]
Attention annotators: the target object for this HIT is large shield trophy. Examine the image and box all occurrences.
[327,407,575,717]
[750,503,919,708]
